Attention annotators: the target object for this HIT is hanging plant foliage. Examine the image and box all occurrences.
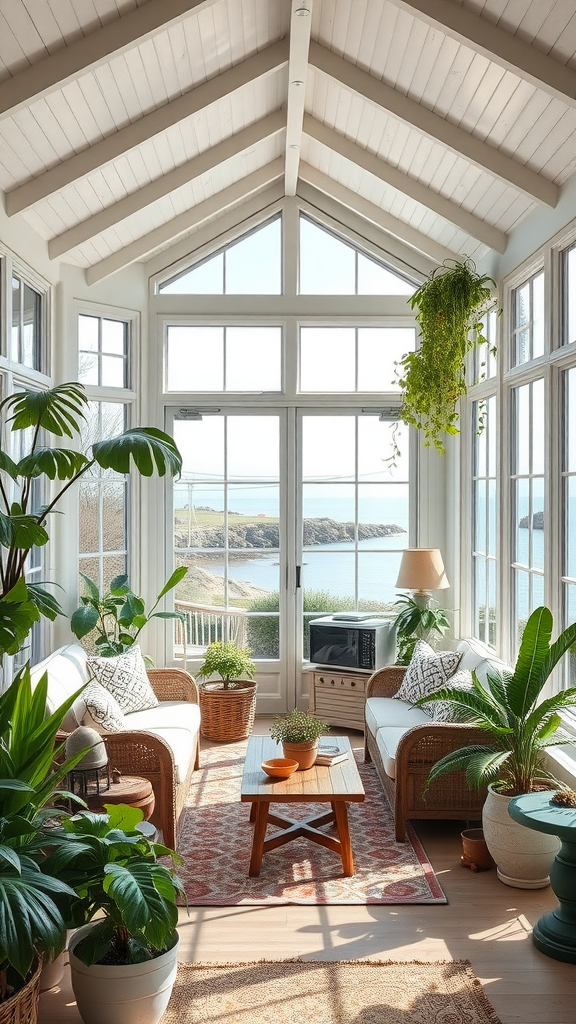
[397,257,499,453]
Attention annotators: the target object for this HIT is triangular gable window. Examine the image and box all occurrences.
[158,216,282,295]
[299,215,416,295]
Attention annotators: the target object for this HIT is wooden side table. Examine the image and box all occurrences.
[509,791,576,964]
[86,775,155,820]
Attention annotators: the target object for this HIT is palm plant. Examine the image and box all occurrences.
[416,606,576,796]
[0,665,90,998]
[0,382,181,659]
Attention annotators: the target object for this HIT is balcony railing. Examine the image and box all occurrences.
[174,601,247,656]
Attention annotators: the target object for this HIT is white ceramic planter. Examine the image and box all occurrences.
[69,924,179,1024]
[482,785,560,888]
[40,930,73,991]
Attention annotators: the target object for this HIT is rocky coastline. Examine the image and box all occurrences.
[175,514,406,549]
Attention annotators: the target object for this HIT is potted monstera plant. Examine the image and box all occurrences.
[416,607,576,888]
[196,640,257,742]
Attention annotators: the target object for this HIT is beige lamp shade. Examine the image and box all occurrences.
[395,548,449,592]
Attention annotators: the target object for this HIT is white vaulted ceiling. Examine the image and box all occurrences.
[0,0,575,280]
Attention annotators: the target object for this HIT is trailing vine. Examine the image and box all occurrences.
[396,257,499,453]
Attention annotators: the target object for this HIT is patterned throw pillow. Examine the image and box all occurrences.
[395,640,462,707]
[87,645,158,715]
[74,679,126,733]
[429,669,474,722]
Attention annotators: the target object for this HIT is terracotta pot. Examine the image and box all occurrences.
[460,827,494,872]
[482,784,560,888]
[282,739,318,770]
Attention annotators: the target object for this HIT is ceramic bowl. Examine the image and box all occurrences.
[261,757,299,779]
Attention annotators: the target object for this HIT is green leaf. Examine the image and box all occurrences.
[507,607,553,716]
[92,427,182,478]
[70,604,99,639]
[0,844,22,872]
[0,579,41,656]
[0,449,18,480]
[26,584,64,621]
[16,447,89,481]
[0,382,87,438]
[157,565,188,599]
[0,511,49,550]
[109,575,130,596]
[79,573,101,602]
[73,919,116,967]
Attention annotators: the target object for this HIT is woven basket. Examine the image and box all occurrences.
[199,681,258,741]
[0,956,41,1024]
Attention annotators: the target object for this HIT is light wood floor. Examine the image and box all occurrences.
[39,723,575,1024]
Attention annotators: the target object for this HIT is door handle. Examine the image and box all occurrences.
[296,565,301,588]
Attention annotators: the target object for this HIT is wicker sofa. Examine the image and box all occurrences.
[31,643,200,849]
[364,638,508,841]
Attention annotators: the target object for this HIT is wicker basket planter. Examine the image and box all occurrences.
[199,681,258,741]
[0,956,42,1024]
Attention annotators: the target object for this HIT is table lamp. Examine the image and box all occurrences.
[395,548,449,610]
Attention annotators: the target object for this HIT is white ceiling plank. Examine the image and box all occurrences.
[5,39,289,215]
[298,161,456,264]
[285,0,313,196]
[309,41,558,207]
[49,111,285,257]
[388,0,576,108]
[0,0,223,120]
[85,157,284,283]
[303,115,508,253]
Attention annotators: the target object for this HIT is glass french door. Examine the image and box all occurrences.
[168,408,411,710]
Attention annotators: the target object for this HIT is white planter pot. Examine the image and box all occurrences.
[69,923,179,1024]
[482,784,560,889]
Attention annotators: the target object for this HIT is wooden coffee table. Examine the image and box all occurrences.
[241,735,365,877]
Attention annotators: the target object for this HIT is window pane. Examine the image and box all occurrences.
[299,217,355,294]
[358,483,409,540]
[532,272,545,357]
[358,550,403,610]
[160,253,224,294]
[22,284,40,368]
[228,485,279,547]
[166,326,223,391]
[79,483,99,553]
[175,417,225,480]
[79,352,98,385]
[102,482,126,550]
[102,319,126,355]
[102,355,125,388]
[303,484,355,545]
[225,219,281,294]
[79,315,99,351]
[357,253,415,296]
[174,484,225,549]
[357,327,415,392]
[566,245,576,346]
[302,416,355,481]
[358,418,408,483]
[515,283,530,328]
[515,385,530,475]
[302,551,355,604]
[225,327,281,391]
[227,417,279,480]
[532,379,545,475]
[300,327,355,391]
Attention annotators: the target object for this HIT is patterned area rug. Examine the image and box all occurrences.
[176,742,446,904]
[162,960,502,1024]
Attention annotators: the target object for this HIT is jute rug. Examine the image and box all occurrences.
[161,960,502,1024]
[176,742,446,904]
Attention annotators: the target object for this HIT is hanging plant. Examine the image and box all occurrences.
[396,257,499,453]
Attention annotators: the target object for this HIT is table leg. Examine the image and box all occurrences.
[249,802,269,877]
[332,800,354,876]
[249,802,257,823]
[533,839,576,964]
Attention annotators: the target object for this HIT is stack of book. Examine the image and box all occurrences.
[315,742,349,766]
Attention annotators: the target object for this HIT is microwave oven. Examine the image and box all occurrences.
[308,614,396,672]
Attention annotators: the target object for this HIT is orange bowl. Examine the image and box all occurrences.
[261,758,299,778]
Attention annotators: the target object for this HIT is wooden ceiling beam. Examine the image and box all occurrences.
[49,112,285,258]
[0,0,222,121]
[6,40,289,216]
[298,163,457,264]
[388,0,576,108]
[86,158,284,284]
[304,115,508,253]
[285,1,313,196]
[309,41,558,209]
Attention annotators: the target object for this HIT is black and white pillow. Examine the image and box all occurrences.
[395,640,462,706]
[74,679,126,733]
[87,645,158,715]
[429,669,474,722]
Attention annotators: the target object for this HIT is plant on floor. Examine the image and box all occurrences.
[196,639,256,689]
[45,803,182,967]
[0,665,91,1004]
[70,567,188,662]
[415,606,576,796]
[397,257,499,453]
[270,709,329,744]
[0,382,182,660]
[392,594,450,665]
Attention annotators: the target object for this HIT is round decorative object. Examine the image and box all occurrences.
[261,758,299,779]
[482,784,560,888]
[69,924,178,1024]
[65,726,107,767]
[199,680,258,742]
[281,739,318,771]
[86,775,155,820]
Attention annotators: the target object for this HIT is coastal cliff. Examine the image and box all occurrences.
[175,514,406,549]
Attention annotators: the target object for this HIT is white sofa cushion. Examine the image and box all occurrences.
[395,640,462,705]
[122,701,201,784]
[374,727,414,781]
[75,680,126,733]
[87,646,159,714]
[365,696,431,738]
[455,638,508,688]
[30,644,90,731]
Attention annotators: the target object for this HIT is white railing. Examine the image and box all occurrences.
[174,600,247,653]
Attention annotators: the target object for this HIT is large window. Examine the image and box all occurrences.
[299,327,415,393]
[510,380,545,643]
[511,270,544,365]
[563,367,576,688]
[166,325,282,392]
[11,274,43,370]
[78,401,128,593]
[78,314,128,388]
[472,396,497,646]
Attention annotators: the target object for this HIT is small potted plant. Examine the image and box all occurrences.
[415,606,576,887]
[196,640,257,742]
[45,803,183,1024]
[270,709,329,770]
